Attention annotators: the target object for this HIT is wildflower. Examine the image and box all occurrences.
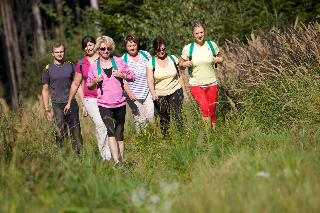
[256,171,270,178]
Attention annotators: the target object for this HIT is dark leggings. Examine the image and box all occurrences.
[99,105,126,141]
[153,88,184,134]
[52,99,83,153]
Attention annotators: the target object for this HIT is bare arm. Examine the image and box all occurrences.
[123,81,137,101]
[42,84,52,122]
[179,57,193,68]
[177,66,188,103]
[146,67,158,101]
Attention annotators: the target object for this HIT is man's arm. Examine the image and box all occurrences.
[42,84,52,122]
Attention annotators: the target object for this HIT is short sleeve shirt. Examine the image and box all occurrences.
[121,50,151,100]
[42,61,75,104]
[147,55,181,96]
[181,41,219,86]
[75,56,97,98]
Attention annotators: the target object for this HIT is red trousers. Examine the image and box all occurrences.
[189,84,218,123]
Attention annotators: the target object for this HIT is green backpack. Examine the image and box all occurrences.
[122,50,149,63]
[96,56,119,95]
[152,53,180,77]
[188,40,216,75]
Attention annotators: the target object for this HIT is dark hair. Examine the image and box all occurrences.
[191,22,205,32]
[81,36,96,51]
[123,34,139,48]
[152,37,166,55]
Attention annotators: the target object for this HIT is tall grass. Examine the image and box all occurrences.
[1,21,320,212]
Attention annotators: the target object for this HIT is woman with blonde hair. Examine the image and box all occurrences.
[64,36,111,160]
[179,22,223,130]
[87,36,135,166]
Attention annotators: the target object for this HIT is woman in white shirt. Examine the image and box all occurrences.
[122,34,154,134]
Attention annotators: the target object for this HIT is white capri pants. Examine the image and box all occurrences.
[83,97,111,160]
[127,92,155,134]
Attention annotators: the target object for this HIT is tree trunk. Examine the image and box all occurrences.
[15,0,29,66]
[90,0,99,10]
[9,1,23,88]
[74,0,81,23]
[0,0,19,110]
[54,0,65,37]
[90,0,100,36]
[32,0,45,53]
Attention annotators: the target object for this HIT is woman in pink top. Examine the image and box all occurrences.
[87,36,135,166]
[64,36,111,160]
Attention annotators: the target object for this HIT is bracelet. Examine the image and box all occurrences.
[124,74,127,80]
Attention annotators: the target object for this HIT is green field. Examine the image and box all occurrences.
[1,22,320,212]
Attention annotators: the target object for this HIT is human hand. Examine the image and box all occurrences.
[113,70,125,79]
[128,92,137,101]
[183,92,188,103]
[63,103,71,115]
[151,93,158,101]
[83,107,88,117]
[94,74,104,83]
[47,112,52,122]
[213,56,223,63]
[183,60,193,67]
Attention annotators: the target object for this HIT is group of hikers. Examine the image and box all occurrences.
[41,22,223,166]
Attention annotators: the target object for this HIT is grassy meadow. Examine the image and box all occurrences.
[1,22,320,212]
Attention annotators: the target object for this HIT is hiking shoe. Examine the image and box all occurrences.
[114,161,125,170]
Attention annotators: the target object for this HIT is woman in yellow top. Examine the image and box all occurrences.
[147,37,188,134]
[179,22,223,129]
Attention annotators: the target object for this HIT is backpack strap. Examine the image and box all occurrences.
[167,53,180,77]
[97,58,103,95]
[68,61,75,75]
[80,58,84,75]
[206,40,217,68]
[206,40,216,56]
[152,56,155,74]
[123,50,149,63]
[122,52,128,63]
[139,50,149,60]
[188,42,194,75]
[110,57,118,70]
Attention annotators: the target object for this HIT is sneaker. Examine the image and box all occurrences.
[114,161,125,170]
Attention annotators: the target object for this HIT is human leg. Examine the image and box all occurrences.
[169,88,184,130]
[127,99,144,134]
[154,96,170,134]
[67,99,83,154]
[113,105,126,161]
[142,92,155,127]
[189,86,212,127]
[99,106,119,162]
[205,85,219,124]
[52,103,67,148]
[84,97,111,160]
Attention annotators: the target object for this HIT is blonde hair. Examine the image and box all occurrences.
[191,22,205,32]
[51,42,65,52]
[95,36,115,53]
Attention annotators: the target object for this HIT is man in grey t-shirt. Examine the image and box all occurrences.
[42,42,84,153]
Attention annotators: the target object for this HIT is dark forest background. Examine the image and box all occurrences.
[0,0,319,110]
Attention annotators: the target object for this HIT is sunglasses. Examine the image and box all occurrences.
[157,47,166,52]
[100,47,112,51]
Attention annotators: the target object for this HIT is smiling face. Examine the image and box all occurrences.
[98,42,112,59]
[155,44,166,58]
[84,42,95,56]
[126,41,138,56]
[51,46,65,61]
[192,26,205,43]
